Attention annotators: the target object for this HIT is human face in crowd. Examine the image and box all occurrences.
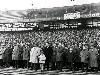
[58,43,62,47]
[79,43,82,47]
[83,45,86,50]
[98,42,100,47]
[7,44,11,48]
[53,43,56,47]
[90,46,94,51]
[69,48,73,52]
[46,43,49,47]
[40,50,44,55]
[2,46,5,49]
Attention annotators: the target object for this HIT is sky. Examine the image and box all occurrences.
[0,0,100,10]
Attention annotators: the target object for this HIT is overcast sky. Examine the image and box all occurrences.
[0,0,100,10]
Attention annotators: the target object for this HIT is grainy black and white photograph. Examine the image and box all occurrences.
[0,0,100,75]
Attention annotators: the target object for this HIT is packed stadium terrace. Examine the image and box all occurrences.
[1,2,100,75]
[0,28,99,48]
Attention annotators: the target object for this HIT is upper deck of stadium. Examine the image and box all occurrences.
[0,2,100,23]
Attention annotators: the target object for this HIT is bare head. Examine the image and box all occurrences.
[46,43,49,47]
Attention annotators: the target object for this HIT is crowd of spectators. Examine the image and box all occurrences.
[0,28,99,48]
[0,28,99,72]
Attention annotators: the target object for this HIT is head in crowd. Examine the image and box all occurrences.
[58,43,62,47]
[33,44,38,47]
[45,43,49,47]
[90,45,94,51]
[7,44,12,48]
[98,41,100,47]
[40,50,44,55]
[52,43,56,47]
[83,44,87,50]
[69,47,73,52]
[79,43,82,47]
[2,46,5,49]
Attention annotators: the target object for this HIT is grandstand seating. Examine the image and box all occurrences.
[0,28,99,48]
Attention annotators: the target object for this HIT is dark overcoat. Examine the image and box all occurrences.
[56,46,64,62]
[89,48,98,67]
[52,47,57,62]
[97,47,100,61]
[67,50,75,63]
[18,45,23,60]
[43,46,53,62]
[74,48,81,63]
[23,46,30,60]
[12,45,19,60]
[3,47,13,62]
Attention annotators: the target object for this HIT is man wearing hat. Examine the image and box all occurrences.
[97,41,100,71]
[3,44,13,68]
[80,44,89,72]
[0,44,6,68]
[42,43,53,71]
[67,47,75,71]
[56,43,64,71]
[89,45,98,72]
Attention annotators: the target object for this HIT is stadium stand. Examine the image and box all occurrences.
[0,2,100,75]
